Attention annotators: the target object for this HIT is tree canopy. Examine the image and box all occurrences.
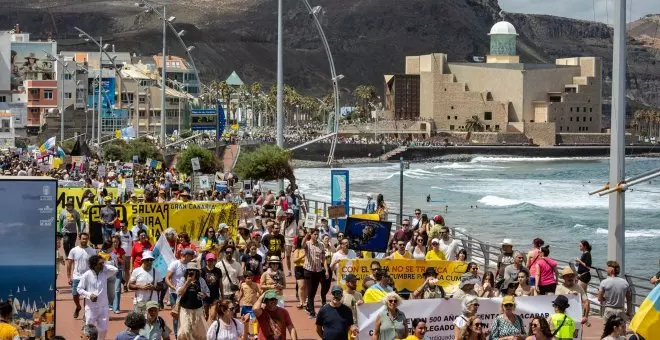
[101,138,163,163]
[176,144,220,175]
[234,145,295,186]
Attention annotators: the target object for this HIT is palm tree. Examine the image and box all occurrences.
[465,115,485,140]
[353,85,377,120]
[250,82,262,126]
[218,81,232,120]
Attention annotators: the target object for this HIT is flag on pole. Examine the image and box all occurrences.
[56,147,65,159]
[39,137,56,154]
[630,284,660,339]
[151,234,176,278]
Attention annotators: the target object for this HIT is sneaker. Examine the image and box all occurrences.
[73,307,81,319]
[113,310,121,314]
[308,311,316,319]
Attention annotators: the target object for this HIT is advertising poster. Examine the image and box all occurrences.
[357,295,583,340]
[10,42,56,92]
[330,169,349,231]
[86,202,238,244]
[0,178,56,339]
[343,217,391,252]
[337,259,466,293]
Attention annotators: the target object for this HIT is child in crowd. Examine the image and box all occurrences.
[237,271,261,317]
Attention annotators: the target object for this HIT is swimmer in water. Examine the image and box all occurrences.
[426,194,431,203]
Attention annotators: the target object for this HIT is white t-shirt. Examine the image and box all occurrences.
[130,266,164,303]
[331,250,357,272]
[283,220,297,244]
[454,314,469,329]
[206,318,244,340]
[119,230,133,255]
[438,238,460,261]
[215,259,243,294]
[68,246,98,280]
[167,260,187,295]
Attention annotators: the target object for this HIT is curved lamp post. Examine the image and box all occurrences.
[74,27,131,147]
[300,0,343,165]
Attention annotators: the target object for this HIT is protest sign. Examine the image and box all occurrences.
[344,217,391,252]
[124,178,135,194]
[191,157,200,171]
[304,213,317,229]
[86,202,237,245]
[56,187,145,216]
[328,205,346,219]
[356,295,582,340]
[198,175,211,189]
[337,259,466,293]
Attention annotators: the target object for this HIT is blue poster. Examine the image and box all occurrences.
[330,170,349,230]
[344,217,391,253]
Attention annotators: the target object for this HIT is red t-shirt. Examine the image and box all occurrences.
[131,241,153,269]
[175,243,197,259]
[256,307,293,340]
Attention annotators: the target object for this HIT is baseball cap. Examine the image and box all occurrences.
[205,253,217,261]
[145,301,159,311]
[331,285,343,294]
[181,248,195,256]
[345,274,359,282]
[263,290,282,301]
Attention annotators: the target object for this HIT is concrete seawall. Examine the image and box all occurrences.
[397,145,660,160]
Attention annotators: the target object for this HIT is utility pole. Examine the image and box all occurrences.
[160,4,167,146]
[608,0,626,273]
[97,37,103,147]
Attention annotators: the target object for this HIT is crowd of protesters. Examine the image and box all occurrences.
[0,144,657,340]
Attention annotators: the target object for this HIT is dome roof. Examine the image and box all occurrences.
[489,21,517,35]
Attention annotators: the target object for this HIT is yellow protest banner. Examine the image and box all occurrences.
[350,213,380,221]
[87,202,238,244]
[56,187,144,216]
[337,259,467,293]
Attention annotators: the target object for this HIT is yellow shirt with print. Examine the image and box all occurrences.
[0,323,20,340]
[425,249,446,260]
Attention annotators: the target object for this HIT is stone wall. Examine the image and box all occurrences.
[556,133,634,145]
[523,122,556,146]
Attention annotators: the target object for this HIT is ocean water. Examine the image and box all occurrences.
[0,265,56,318]
[290,156,660,278]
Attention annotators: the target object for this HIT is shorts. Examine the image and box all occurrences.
[294,266,305,280]
[72,279,81,296]
[240,306,254,318]
[285,238,293,247]
[578,272,592,284]
[538,283,557,295]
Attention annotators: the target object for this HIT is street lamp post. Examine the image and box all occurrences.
[276,0,284,191]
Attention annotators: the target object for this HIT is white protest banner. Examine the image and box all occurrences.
[97,164,106,179]
[191,157,200,171]
[125,177,135,193]
[198,175,211,189]
[356,295,582,340]
[304,213,317,229]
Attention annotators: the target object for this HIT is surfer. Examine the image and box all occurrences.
[426,194,431,203]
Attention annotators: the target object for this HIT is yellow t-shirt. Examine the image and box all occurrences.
[402,336,422,340]
[362,251,373,259]
[392,251,412,259]
[425,249,446,260]
[0,323,20,340]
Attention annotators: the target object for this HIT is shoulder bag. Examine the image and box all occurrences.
[221,260,240,292]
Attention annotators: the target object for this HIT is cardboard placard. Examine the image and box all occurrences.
[198,175,211,189]
[304,213,317,229]
[191,157,201,171]
[328,205,346,219]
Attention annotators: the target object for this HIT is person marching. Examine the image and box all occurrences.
[546,295,576,340]
[77,254,118,340]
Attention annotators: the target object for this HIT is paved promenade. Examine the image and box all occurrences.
[54,263,605,339]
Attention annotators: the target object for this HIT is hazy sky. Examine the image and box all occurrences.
[499,0,658,25]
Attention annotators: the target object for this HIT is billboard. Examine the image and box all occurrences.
[191,108,217,131]
[87,77,116,115]
[10,42,57,92]
[330,169,350,231]
[0,178,57,339]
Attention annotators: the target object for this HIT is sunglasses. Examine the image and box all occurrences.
[225,250,234,254]
[417,239,423,242]
[474,322,485,328]
[504,303,515,308]
[371,267,380,271]
[531,323,539,328]
[341,242,349,245]
[388,300,397,303]
[398,244,405,247]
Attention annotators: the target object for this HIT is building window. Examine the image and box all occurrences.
[589,117,592,122]
[450,125,455,131]
[139,96,146,103]
[583,107,586,112]
[29,89,39,96]
[485,125,491,130]
[454,116,458,120]
[560,126,563,132]
[0,96,5,103]
[570,107,573,112]
[589,108,593,112]
[1,119,10,132]
[549,95,561,102]
[495,125,500,130]
[576,107,580,112]
[583,117,586,122]
[447,115,451,120]
[64,92,72,99]
[64,74,73,80]
[44,90,53,99]
[451,106,454,110]
[586,127,588,131]
[484,112,492,120]
[567,126,570,132]
[570,117,573,121]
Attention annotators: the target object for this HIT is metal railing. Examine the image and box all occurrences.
[303,197,654,315]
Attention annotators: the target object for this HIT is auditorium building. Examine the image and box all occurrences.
[383,21,603,145]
